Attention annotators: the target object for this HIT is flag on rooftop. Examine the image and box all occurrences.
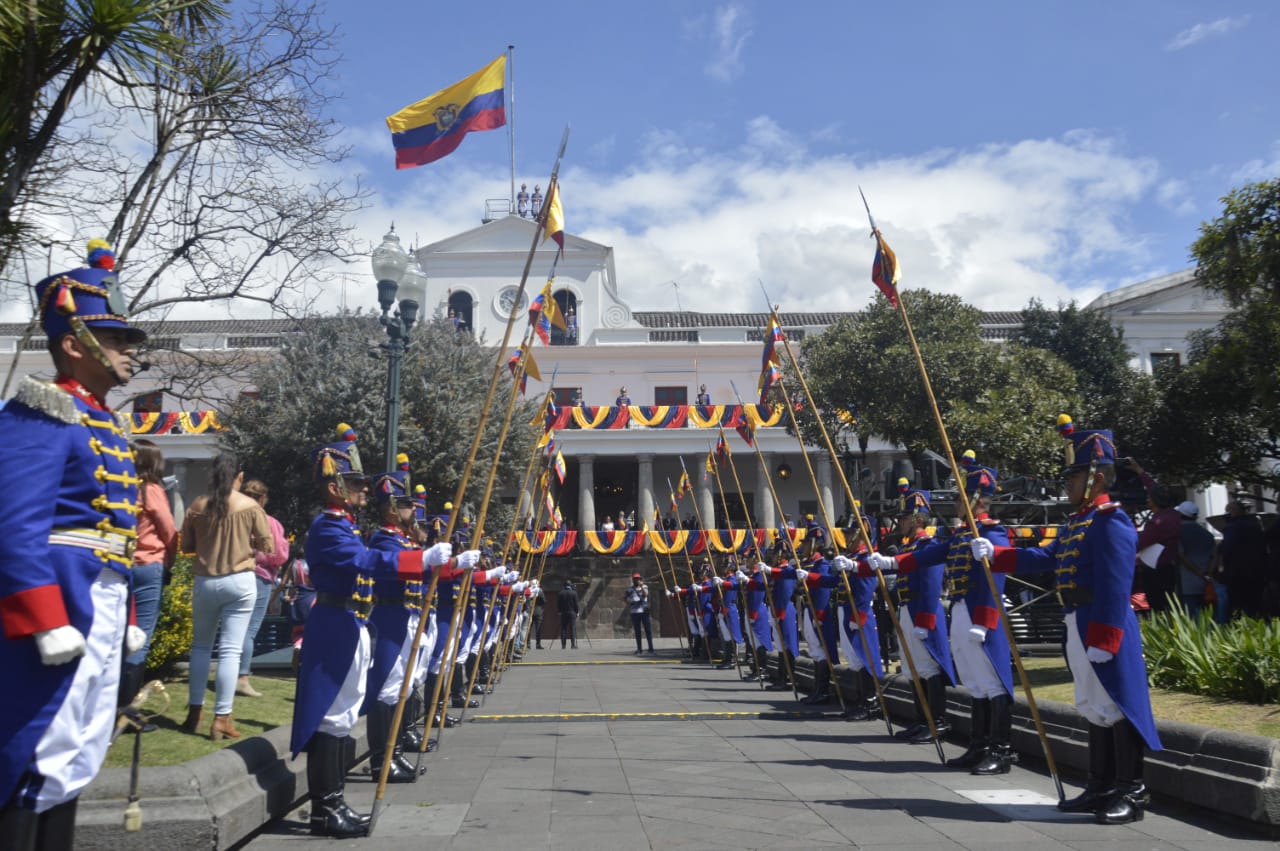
[386,55,507,170]
[871,229,901,307]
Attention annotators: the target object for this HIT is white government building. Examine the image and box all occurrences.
[0,212,1236,533]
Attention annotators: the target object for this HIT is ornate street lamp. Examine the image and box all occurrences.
[371,225,428,472]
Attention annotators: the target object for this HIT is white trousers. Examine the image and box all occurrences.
[1065,611,1125,727]
[414,612,436,688]
[838,620,867,673]
[686,612,705,637]
[317,626,371,737]
[378,611,420,705]
[801,608,828,663]
[28,568,127,811]
[949,603,1006,699]
[899,606,941,681]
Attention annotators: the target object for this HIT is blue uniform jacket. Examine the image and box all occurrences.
[362,526,421,714]
[901,517,1012,695]
[895,533,956,685]
[818,558,882,677]
[742,574,773,650]
[0,379,138,807]
[768,562,799,656]
[993,496,1161,751]
[703,577,743,642]
[290,509,422,757]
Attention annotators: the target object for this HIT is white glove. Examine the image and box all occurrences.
[511,581,529,594]
[504,570,520,583]
[868,553,895,573]
[423,542,453,568]
[713,576,725,586]
[736,570,749,582]
[912,626,929,640]
[970,538,995,562]
[794,568,809,583]
[125,624,147,655]
[755,562,768,573]
[482,565,506,582]
[832,556,853,573]
[456,549,481,570]
[848,616,860,631]
[34,626,86,666]
[666,589,675,598]
[1086,646,1114,664]
[969,625,988,644]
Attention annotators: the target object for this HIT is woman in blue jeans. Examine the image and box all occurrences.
[121,439,177,705]
[237,479,289,697]
[179,453,273,740]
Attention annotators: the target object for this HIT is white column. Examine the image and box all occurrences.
[816,450,834,524]
[578,454,595,534]
[755,453,775,530]
[637,454,655,529]
[696,468,715,530]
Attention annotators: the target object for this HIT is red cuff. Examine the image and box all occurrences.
[972,605,1000,630]
[815,609,827,623]
[1085,621,1123,655]
[1,585,70,638]
[130,594,137,627]
[896,553,917,574]
[497,585,512,596]
[991,546,1018,573]
[396,550,425,580]
[774,608,788,621]
[856,561,873,578]
[749,610,759,621]
[913,611,937,630]
[854,610,868,627]
[435,564,463,581]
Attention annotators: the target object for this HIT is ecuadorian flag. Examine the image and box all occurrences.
[386,55,506,169]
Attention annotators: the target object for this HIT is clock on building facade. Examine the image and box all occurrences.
[494,285,529,317]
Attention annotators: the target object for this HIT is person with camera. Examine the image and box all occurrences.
[624,573,655,655]
[1122,458,1182,613]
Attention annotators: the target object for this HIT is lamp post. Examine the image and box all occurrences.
[371,226,428,473]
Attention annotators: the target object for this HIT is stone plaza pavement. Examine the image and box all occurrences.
[246,639,1276,850]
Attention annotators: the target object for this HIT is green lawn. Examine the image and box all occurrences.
[105,674,298,769]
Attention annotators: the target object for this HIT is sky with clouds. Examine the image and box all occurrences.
[20,0,1276,322]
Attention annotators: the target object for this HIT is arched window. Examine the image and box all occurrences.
[552,288,578,345]
[447,291,474,332]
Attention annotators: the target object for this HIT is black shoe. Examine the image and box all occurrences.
[310,792,367,838]
[843,703,873,722]
[337,800,371,827]
[946,744,988,769]
[433,713,461,728]
[908,720,950,744]
[1059,723,1116,812]
[894,722,924,740]
[451,695,479,709]
[1095,782,1148,824]
[971,744,1014,775]
[635,649,643,655]
[765,680,793,691]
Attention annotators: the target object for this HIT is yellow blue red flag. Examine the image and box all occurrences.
[871,229,901,307]
[543,183,565,257]
[386,55,507,170]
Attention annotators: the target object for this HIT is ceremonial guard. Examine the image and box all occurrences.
[738,561,774,680]
[614,386,631,407]
[695,384,711,406]
[868,485,956,742]
[708,560,744,670]
[770,544,838,703]
[828,518,883,721]
[762,539,799,690]
[290,426,481,837]
[0,243,147,850]
[362,456,423,785]
[516,182,530,217]
[974,418,1162,824]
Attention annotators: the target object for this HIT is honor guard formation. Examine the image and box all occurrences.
[0,241,1180,846]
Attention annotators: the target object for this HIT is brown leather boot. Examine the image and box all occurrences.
[182,705,204,733]
[210,714,241,741]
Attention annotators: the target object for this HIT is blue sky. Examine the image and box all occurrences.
[312,2,1276,313]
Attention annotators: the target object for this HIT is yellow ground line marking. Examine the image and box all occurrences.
[513,660,672,666]
[469,710,833,722]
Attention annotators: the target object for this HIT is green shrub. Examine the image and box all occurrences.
[1142,600,1280,704]
[147,555,193,677]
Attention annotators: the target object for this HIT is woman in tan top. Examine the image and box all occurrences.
[180,452,272,740]
[122,439,178,706]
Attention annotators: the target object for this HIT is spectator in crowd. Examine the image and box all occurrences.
[179,452,272,740]
[121,440,178,706]
[1220,500,1269,619]
[558,580,579,649]
[601,517,615,533]
[624,573,654,655]
[1125,458,1181,612]
[1174,501,1215,619]
[616,512,627,532]
[237,479,289,698]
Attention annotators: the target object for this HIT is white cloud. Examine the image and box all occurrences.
[705,4,752,83]
[1230,141,1280,184]
[1165,16,1249,51]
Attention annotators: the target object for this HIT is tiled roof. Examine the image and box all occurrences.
[0,317,301,337]
[634,310,1024,332]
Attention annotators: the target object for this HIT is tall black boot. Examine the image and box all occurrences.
[0,801,39,851]
[689,634,702,660]
[972,694,1015,775]
[477,649,493,693]
[947,698,990,767]
[450,663,478,708]
[337,736,373,826]
[716,642,737,670]
[402,687,424,752]
[846,669,880,721]
[307,733,366,838]
[367,702,413,784]
[1096,721,1148,824]
[909,675,951,744]
[802,661,831,703]
[894,679,926,739]
[117,661,145,708]
[33,797,78,851]
[1058,723,1115,812]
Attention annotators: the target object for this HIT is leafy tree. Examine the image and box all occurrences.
[1013,298,1160,462]
[797,289,1080,481]
[0,0,225,268]
[221,313,540,544]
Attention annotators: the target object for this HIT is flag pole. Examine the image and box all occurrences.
[507,44,516,211]
[705,443,755,682]
[859,195,1065,800]
[647,508,690,658]
[665,476,717,667]
[368,127,570,835]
